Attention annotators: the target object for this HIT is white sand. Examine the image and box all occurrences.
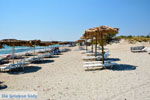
[0,41,150,100]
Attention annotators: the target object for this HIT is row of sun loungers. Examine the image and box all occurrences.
[0,48,68,72]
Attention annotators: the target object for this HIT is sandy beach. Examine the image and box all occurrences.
[0,41,150,100]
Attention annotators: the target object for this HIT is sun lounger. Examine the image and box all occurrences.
[143,47,150,54]
[0,58,9,65]
[0,64,15,71]
[82,56,100,61]
[81,50,93,54]
[86,51,110,56]
[131,46,146,52]
[60,48,68,52]
[24,54,45,62]
[86,52,101,56]
[41,53,52,58]
[24,53,34,56]
[0,61,29,72]
[83,62,117,69]
[82,53,109,61]
[83,60,112,64]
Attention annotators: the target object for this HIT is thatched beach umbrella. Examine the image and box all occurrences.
[85,26,119,64]
[80,35,90,52]
[76,39,85,43]
[59,41,70,45]
[29,40,41,55]
[85,28,98,56]
[38,41,54,51]
[76,39,85,49]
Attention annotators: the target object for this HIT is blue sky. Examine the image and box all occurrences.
[0,0,150,41]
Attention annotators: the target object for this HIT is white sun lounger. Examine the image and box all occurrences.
[86,51,110,56]
[0,64,15,71]
[80,51,93,54]
[82,56,100,60]
[83,62,117,69]
[131,46,146,52]
[24,55,43,63]
[143,47,150,54]
[86,52,102,56]
[0,61,29,72]
[83,60,112,64]
[82,53,109,61]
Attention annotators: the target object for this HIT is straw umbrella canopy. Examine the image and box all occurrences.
[59,41,70,45]
[59,41,70,47]
[85,28,99,55]
[76,39,85,43]
[80,34,91,51]
[38,41,54,51]
[50,41,60,44]
[85,25,119,64]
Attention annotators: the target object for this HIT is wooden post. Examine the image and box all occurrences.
[91,37,93,53]
[95,34,97,57]
[85,39,87,52]
[12,46,15,64]
[34,45,36,56]
[100,32,105,64]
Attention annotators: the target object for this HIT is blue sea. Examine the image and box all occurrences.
[0,45,60,55]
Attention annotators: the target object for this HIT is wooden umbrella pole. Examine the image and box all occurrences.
[95,34,97,57]
[12,46,15,64]
[34,45,36,56]
[91,37,93,53]
[85,39,87,52]
[100,32,105,64]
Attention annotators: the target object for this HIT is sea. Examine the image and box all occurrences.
[0,45,60,56]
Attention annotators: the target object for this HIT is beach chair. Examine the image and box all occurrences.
[86,52,101,56]
[83,62,117,69]
[82,53,109,61]
[82,56,99,61]
[0,59,29,72]
[42,53,52,58]
[0,63,18,72]
[81,50,93,54]
[143,47,150,54]
[0,58,9,65]
[130,46,146,52]
[83,60,112,64]
[86,51,110,56]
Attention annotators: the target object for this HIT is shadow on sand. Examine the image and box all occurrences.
[109,64,137,71]
[85,64,137,71]
[7,66,41,75]
[0,81,7,90]
[0,85,7,90]
[32,60,54,64]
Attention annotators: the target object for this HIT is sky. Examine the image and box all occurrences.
[0,0,150,41]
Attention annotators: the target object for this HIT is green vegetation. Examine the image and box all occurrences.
[116,35,150,43]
